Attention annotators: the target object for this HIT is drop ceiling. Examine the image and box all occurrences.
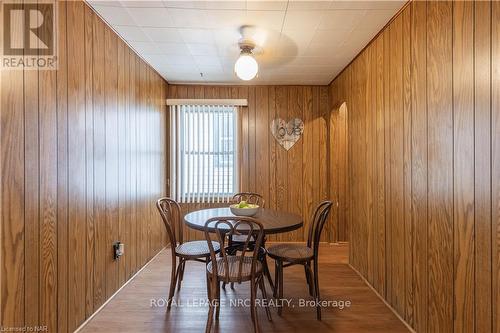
[88,0,405,85]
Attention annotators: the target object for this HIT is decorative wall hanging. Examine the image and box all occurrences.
[270,118,304,151]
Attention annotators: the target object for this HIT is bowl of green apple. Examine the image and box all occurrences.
[229,200,260,217]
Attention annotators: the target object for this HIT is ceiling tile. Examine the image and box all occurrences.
[87,1,121,7]
[163,1,207,9]
[281,28,316,48]
[156,42,191,55]
[114,25,149,41]
[142,54,172,68]
[245,10,285,32]
[358,9,395,31]
[167,72,205,82]
[329,0,406,10]
[246,0,287,11]
[194,55,222,67]
[119,1,165,8]
[163,54,197,65]
[142,27,183,42]
[202,72,237,83]
[318,9,367,31]
[282,10,325,31]
[287,0,333,11]
[198,64,224,74]
[91,5,135,25]
[186,43,219,56]
[204,1,246,10]
[127,7,174,27]
[128,41,162,54]
[178,28,215,43]
[168,8,212,28]
[309,29,350,47]
[88,0,400,84]
[205,10,247,29]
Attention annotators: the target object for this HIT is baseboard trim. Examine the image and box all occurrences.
[348,263,416,333]
[74,248,166,333]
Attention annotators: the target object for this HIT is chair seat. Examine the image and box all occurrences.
[207,256,262,282]
[267,243,313,262]
[175,240,219,257]
[231,234,255,243]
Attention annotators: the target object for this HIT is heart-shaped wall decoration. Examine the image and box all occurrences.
[270,118,304,151]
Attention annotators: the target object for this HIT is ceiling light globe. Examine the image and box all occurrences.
[234,54,258,81]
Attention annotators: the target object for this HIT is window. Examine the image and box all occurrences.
[170,104,238,203]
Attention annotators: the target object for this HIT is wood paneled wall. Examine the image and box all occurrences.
[330,1,500,332]
[168,85,341,242]
[1,2,167,332]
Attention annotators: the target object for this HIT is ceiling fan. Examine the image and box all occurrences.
[234,25,260,81]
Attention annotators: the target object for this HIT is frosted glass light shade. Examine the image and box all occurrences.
[234,54,258,81]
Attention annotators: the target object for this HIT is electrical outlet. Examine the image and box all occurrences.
[113,242,124,260]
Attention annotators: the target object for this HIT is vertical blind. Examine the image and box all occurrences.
[170,104,238,203]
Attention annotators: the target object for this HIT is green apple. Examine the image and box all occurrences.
[238,200,249,208]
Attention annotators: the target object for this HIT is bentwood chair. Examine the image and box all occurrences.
[156,198,220,310]
[225,192,268,289]
[232,192,265,208]
[204,217,272,333]
[267,200,333,320]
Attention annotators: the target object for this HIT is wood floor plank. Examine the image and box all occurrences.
[78,244,410,333]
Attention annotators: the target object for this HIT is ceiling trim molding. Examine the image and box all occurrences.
[166,99,248,106]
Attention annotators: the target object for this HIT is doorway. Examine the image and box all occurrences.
[329,102,349,242]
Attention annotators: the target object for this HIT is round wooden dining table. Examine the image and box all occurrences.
[184,207,303,290]
[184,207,303,235]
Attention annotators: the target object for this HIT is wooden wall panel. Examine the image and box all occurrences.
[24,0,40,325]
[67,2,87,329]
[410,1,428,331]
[330,0,499,331]
[0,2,167,332]
[473,2,492,332]
[452,2,475,331]
[39,1,58,329]
[1,2,25,327]
[426,3,454,331]
[492,2,500,332]
[168,85,332,243]
[56,2,69,330]
[84,4,95,319]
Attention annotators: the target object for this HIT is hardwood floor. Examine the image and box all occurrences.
[78,243,410,333]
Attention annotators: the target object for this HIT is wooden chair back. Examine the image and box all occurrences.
[156,198,183,250]
[232,192,265,208]
[204,217,264,283]
[306,201,333,257]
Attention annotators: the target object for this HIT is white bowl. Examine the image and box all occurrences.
[229,204,259,217]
